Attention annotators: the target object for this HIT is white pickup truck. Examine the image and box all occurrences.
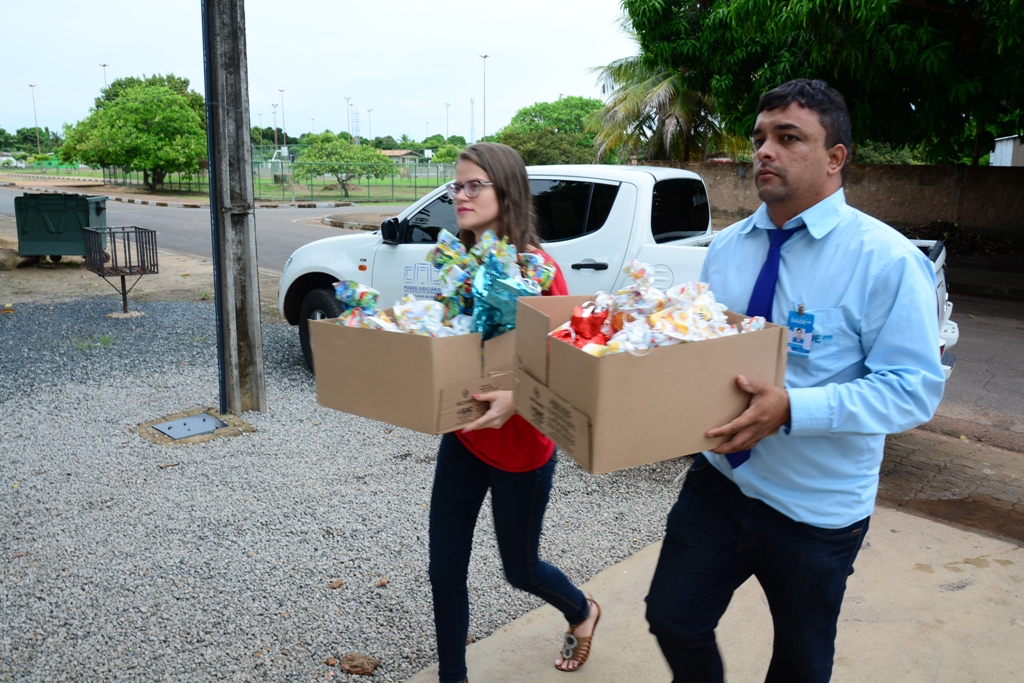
[278,164,957,376]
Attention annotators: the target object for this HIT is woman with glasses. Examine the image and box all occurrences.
[427,143,601,683]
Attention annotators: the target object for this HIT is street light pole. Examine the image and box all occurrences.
[271,104,278,148]
[367,109,372,139]
[311,118,314,135]
[28,84,41,156]
[278,89,286,148]
[444,102,450,141]
[479,55,489,141]
[257,112,263,155]
[344,96,351,136]
[99,63,109,87]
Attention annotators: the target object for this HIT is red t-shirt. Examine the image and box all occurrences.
[456,249,567,472]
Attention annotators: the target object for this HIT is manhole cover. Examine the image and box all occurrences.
[152,413,227,440]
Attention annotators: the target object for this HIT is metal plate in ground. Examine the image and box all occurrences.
[152,413,228,440]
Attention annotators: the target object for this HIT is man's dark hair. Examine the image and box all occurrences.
[757,79,852,173]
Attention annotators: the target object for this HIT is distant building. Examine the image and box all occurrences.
[0,152,26,168]
[381,150,424,165]
[991,135,1024,167]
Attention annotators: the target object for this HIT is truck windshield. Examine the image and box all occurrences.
[651,178,710,243]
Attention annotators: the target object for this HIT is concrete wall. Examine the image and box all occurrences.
[645,162,1024,241]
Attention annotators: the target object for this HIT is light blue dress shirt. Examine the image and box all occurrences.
[701,188,945,528]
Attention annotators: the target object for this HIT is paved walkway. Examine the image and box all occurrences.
[408,430,1024,682]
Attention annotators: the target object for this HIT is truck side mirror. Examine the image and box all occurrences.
[381,217,402,244]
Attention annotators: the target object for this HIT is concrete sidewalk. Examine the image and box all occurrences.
[408,506,1022,683]
[408,430,1024,683]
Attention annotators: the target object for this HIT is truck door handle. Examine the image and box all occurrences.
[571,262,608,271]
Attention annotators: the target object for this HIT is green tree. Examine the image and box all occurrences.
[97,73,206,128]
[496,128,596,166]
[495,96,605,164]
[0,126,14,151]
[446,135,467,147]
[622,0,1024,164]
[501,96,604,137]
[422,133,446,147]
[431,144,463,164]
[295,132,396,198]
[60,84,207,191]
[589,30,720,163]
[12,127,62,154]
[372,135,398,150]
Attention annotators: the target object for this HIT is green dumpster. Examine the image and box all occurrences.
[14,193,108,261]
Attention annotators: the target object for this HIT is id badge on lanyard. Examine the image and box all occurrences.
[787,304,814,358]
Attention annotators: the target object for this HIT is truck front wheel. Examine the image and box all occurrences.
[298,287,343,373]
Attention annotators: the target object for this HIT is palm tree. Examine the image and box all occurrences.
[588,31,722,163]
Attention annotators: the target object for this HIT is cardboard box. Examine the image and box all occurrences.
[310,319,516,434]
[514,295,788,474]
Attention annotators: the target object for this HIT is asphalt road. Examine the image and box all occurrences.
[929,294,1024,449]
[1,186,1020,448]
[0,187,406,273]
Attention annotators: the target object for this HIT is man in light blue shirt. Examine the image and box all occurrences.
[646,80,945,683]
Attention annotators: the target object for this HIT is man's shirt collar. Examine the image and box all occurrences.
[740,188,848,239]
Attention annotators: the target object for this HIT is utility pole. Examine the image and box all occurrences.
[470,98,475,143]
[444,102,450,141]
[349,103,355,140]
[344,96,351,136]
[310,118,314,135]
[257,112,263,156]
[99,63,109,87]
[201,0,268,414]
[479,55,489,141]
[28,85,41,155]
[366,109,372,139]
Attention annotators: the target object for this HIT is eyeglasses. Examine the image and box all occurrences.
[445,179,494,199]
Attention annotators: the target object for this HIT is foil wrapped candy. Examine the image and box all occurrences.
[550,305,609,349]
[428,229,557,340]
[549,261,767,355]
[470,252,543,341]
[332,280,382,328]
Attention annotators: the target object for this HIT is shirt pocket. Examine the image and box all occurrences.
[799,307,859,374]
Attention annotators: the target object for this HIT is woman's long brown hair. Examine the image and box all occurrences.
[457,142,541,254]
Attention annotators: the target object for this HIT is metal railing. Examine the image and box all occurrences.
[102,161,455,203]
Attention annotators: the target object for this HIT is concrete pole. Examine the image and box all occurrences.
[201,0,268,414]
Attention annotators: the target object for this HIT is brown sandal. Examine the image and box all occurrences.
[555,598,601,672]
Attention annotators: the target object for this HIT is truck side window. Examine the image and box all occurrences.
[586,183,620,233]
[405,194,457,244]
[531,180,619,242]
[651,178,710,243]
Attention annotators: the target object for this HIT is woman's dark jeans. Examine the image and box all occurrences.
[428,433,588,683]
[646,454,870,683]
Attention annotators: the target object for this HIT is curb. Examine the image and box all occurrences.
[0,173,104,182]
[949,280,1024,302]
[321,216,381,231]
[949,268,1024,302]
[10,187,355,210]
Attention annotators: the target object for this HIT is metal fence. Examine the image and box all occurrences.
[102,161,455,203]
[102,167,210,194]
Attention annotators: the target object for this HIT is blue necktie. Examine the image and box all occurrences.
[726,226,802,469]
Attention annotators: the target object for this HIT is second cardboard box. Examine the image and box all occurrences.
[514,295,788,474]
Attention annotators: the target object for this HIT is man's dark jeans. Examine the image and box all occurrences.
[429,433,588,683]
[646,454,870,683]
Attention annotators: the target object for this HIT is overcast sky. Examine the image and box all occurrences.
[2,0,636,143]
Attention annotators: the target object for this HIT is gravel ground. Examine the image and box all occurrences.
[0,297,689,682]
